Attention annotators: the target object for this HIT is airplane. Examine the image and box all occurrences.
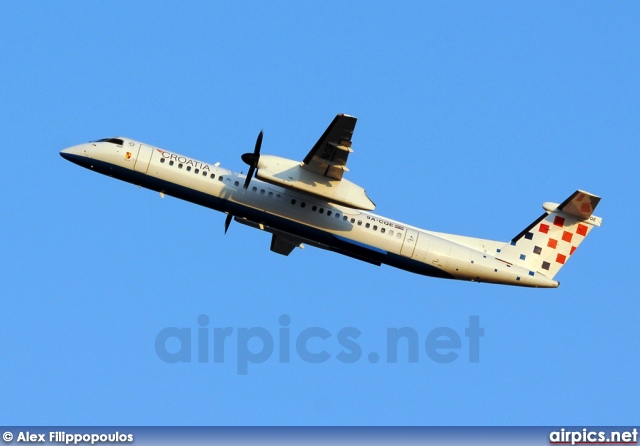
[60,114,602,288]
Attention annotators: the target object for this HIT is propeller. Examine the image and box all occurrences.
[241,130,263,189]
[225,130,263,233]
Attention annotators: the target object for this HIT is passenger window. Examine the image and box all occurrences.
[327,210,332,216]
[350,218,355,224]
[178,163,183,169]
[210,173,215,179]
[268,192,273,197]
[291,199,296,205]
[397,233,402,238]
[381,228,385,233]
[218,176,223,182]
[373,225,378,231]
[312,205,317,211]
[260,189,265,194]
[357,221,362,226]
[234,181,239,186]
[365,223,370,229]
[301,202,306,208]
[202,171,207,177]
[160,158,165,164]
[389,230,394,236]
[169,160,174,166]
[319,208,324,214]
[252,186,257,192]
[195,168,199,174]
[343,216,348,221]
[335,213,340,219]
[187,166,192,172]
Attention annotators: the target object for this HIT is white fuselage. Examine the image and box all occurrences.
[60,138,559,288]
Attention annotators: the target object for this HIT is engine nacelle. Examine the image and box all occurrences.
[256,155,376,210]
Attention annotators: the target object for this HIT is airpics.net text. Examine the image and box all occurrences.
[155,315,484,375]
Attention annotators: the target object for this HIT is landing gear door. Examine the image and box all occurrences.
[400,229,419,257]
[134,144,154,173]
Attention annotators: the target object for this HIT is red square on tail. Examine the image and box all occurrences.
[539,224,550,234]
[554,216,565,227]
[576,224,588,236]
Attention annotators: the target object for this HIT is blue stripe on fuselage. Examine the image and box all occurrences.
[333,234,387,255]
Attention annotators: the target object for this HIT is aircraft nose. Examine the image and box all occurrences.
[60,144,86,161]
[59,147,73,161]
[60,143,93,167]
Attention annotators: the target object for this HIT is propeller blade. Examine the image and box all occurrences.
[243,165,255,190]
[224,214,232,234]
[241,130,263,189]
[254,130,263,155]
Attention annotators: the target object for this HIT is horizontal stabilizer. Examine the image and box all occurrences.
[557,190,601,221]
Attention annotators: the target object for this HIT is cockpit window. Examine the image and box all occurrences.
[95,138,124,146]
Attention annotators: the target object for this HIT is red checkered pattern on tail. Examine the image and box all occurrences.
[496,210,596,279]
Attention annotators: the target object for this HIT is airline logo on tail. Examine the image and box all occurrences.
[497,190,602,279]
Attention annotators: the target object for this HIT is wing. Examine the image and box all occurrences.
[253,113,376,210]
[301,114,356,181]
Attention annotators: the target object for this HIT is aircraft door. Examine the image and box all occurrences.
[425,237,451,269]
[133,144,154,173]
[400,229,419,257]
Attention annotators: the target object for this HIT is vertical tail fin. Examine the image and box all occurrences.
[496,190,602,279]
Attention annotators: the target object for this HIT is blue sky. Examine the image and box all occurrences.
[1,2,638,426]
